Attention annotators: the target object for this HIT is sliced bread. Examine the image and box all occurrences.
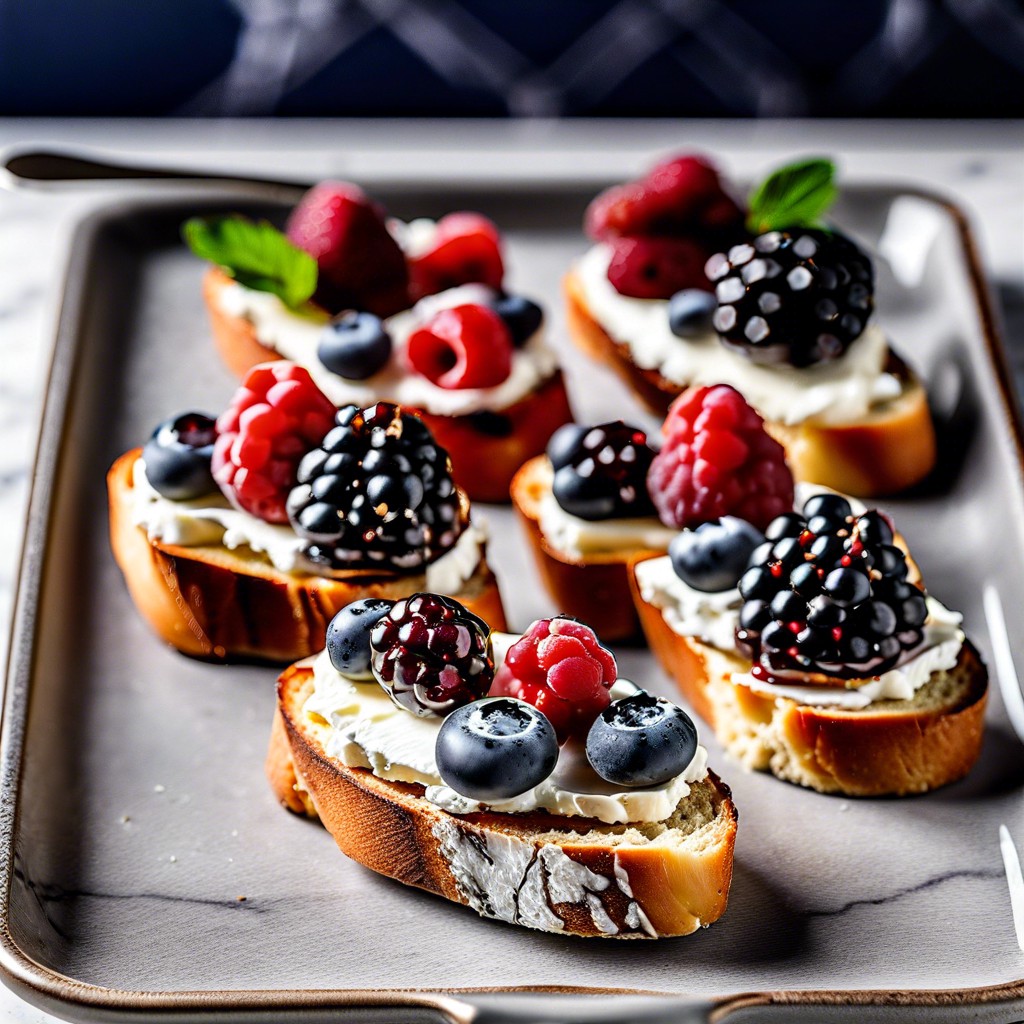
[268,662,738,938]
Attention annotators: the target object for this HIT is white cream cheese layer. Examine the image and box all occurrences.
[574,243,903,426]
[303,648,708,825]
[129,457,485,593]
[635,551,964,710]
[216,279,560,417]
[538,491,677,559]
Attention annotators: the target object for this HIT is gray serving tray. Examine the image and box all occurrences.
[3,180,1024,1024]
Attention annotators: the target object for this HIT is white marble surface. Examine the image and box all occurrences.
[0,119,1023,1023]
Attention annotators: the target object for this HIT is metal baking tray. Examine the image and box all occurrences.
[3,177,1024,1023]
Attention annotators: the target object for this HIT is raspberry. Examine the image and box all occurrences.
[407,212,504,302]
[492,618,616,743]
[648,384,794,531]
[286,181,410,318]
[585,155,745,245]
[737,494,927,679]
[212,363,336,523]
[606,236,712,300]
[406,304,513,389]
[369,594,493,717]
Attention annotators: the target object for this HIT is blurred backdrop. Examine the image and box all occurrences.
[2,0,1024,118]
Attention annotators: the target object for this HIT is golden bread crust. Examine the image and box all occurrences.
[563,269,937,497]
[511,455,664,641]
[203,267,574,503]
[107,449,507,661]
[629,554,988,796]
[269,664,738,938]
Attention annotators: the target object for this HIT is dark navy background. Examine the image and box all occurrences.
[2,0,1024,117]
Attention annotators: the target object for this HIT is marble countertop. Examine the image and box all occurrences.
[0,118,1022,1023]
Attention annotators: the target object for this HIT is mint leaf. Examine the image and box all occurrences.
[182,216,318,309]
[747,158,837,234]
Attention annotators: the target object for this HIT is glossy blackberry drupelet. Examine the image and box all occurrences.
[370,594,493,717]
[286,402,464,570]
[736,493,927,679]
[549,421,656,521]
[435,697,559,800]
[706,228,874,368]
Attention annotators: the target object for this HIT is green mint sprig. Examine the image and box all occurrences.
[182,215,318,310]
[746,158,837,235]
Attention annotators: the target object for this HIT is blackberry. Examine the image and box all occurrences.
[736,494,927,679]
[550,421,656,521]
[286,402,464,571]
[706,228,874,368]
[370,594,494,717]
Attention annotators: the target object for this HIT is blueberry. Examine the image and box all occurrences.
[669,517,765,592]
[492,293,543,347]
[318,312,392,380]
[435,698,558,801]
[668,289,717,338]
[546,423,588,470]
[326,598,394,679]
[586,691,698,787]
[142,411,217,500]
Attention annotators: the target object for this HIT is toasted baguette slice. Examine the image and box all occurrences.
[108,450,507,662]
[268,663,737,939]
[564,270,936,497]
[511,455,668,641]
[629,557,987,796]
[204,268,574,503]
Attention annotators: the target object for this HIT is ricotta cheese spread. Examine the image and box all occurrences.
[302,645,708,825]
[538,490,677,560]
[216,277,560,417]
[574,243,903,426]
[129,457,485,593]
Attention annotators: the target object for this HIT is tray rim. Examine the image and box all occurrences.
[2,184,1023,1024]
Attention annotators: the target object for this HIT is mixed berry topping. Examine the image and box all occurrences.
[369,594,493,717]
[286,181,410,318]
[212,363,336,523]
[648,384,794,531]
[605,236,710,300]
[490,292,543,348]
[736,493,928,680]
[549,421,656,521]
[317,311,392,380]
[492,617,617,743]
[668,288,717,338]
[669,516,765,593]
[406,303,513,390]
[286,402,463,570]
[586,154,747,301]
[407,212,504,302]
[143,411,217,501]
[326,598,394,679]
[435,697,558,801]
[706,228,874,368]
[586,691,698,788]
